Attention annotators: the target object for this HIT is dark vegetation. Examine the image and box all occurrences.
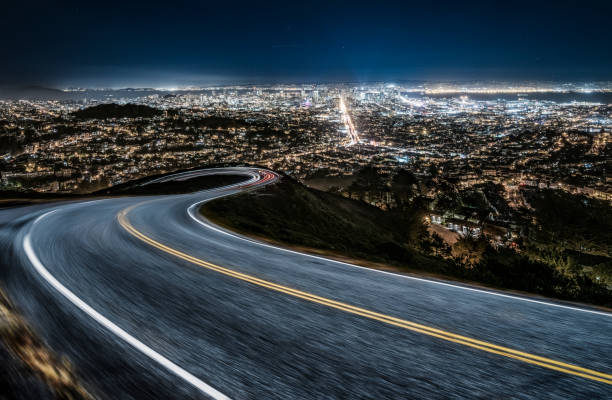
[203,175,426,265]
[203,174,612,307]
[523,189,612,284]
[71,103,163,120]
[526,189,612,256]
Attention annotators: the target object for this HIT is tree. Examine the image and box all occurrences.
[452,237,488,267]
[352,166,384,191]
[430,233,449,257]
[392,169,418,208]
[428,163,439,178]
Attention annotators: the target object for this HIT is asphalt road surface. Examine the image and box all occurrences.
[1,167,610,399]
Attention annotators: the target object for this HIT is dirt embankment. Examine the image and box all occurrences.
[0,288,91,400]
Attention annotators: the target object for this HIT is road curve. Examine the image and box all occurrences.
[0,167,611,399]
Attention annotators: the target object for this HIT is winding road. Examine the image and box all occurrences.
[0,167,610,399]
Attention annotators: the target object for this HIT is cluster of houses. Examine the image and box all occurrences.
[427,212,517,247]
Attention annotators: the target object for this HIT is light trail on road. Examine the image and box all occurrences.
[339,96,359,145]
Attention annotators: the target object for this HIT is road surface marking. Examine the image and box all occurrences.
[119,207,612,386]
[24,211,231,400]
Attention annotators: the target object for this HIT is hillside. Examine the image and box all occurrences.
[71,103,163,119]
[203,176,446,270]
[202,175,612,307]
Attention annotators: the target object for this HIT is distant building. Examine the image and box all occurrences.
[429,213,481,237]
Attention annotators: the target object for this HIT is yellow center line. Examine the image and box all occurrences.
[117,207,612,385]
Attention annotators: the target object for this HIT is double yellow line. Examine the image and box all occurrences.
[118,207,612,385]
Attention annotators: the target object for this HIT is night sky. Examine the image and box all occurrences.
[2,0,611,87]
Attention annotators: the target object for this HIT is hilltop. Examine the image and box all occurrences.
[71,103,163,120]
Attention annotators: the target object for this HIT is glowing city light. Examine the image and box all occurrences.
[339,96,359,145]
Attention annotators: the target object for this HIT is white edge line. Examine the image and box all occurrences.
[24,210,231,400]
[186,183,612,318]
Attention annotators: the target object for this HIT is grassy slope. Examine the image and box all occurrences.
[202,176,612,307]
[202,176,446,272]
